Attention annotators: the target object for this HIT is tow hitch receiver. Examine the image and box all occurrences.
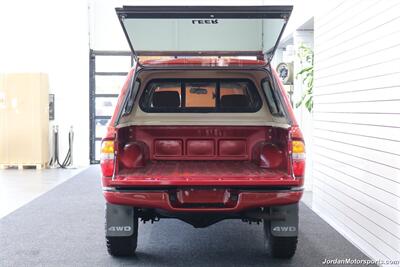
[171,189,238,208]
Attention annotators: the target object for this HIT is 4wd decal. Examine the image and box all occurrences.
[272,226,297,232]
[106,203,134,237]
[108,226,132,232]
[270,204,299,237]
[192,19,218,24]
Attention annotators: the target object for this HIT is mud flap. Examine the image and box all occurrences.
[105,203,134,237]
[270,203,299,237]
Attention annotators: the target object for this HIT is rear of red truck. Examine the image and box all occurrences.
[101,5,305,259]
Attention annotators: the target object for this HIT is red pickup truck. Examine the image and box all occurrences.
[101,5,305,259]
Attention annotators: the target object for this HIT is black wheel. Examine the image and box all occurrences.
[106,209,138,257]
[263,220,298,259]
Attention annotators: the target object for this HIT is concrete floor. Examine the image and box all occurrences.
[301,190,313,208]
[0,167,86,218]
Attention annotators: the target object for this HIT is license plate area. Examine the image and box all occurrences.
[170,188,238,208]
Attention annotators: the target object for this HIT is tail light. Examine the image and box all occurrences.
[100,140,115,177]
[290,126,306,178]
[120,142,145,169]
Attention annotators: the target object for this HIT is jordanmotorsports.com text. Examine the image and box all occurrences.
[322,258,400,265]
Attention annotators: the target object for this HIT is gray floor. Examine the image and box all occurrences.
[0,166,374,267]
[0,167,86,218]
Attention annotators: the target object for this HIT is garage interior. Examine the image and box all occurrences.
[1,0,399,266]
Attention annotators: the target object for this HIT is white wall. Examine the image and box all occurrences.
[0,0,90,166]
[312,0,400,265]
[282,0,317,40]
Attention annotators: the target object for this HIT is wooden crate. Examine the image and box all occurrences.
[0,163,47,170]
[0,73,49,167]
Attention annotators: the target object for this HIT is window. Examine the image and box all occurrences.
[185,82,216,108]
[140,79,261,113]
[262,80,281,115]
[220,82,252,109]
[150,82,181,108]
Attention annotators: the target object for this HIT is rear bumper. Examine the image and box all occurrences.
[103,187,303,213]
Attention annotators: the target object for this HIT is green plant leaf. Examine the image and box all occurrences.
[297,66,313,75]
[295,43,314,113]
[295,93,306,108]
[305,96,313,112]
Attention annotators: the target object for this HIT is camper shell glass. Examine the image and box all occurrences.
[115,6,292,60]
[139,79,262,113]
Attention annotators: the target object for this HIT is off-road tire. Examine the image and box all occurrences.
[264,220,298,259]
[106,210,138,257]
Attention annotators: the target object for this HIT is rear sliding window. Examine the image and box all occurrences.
[140,79,261,113]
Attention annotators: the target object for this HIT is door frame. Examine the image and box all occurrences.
[89,49,134,164]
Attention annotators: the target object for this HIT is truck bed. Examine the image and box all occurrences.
[111,125,296,187]
[115,161,296,187]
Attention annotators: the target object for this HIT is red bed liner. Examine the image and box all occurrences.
[119,161,284,178]
[108,161,299,187]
